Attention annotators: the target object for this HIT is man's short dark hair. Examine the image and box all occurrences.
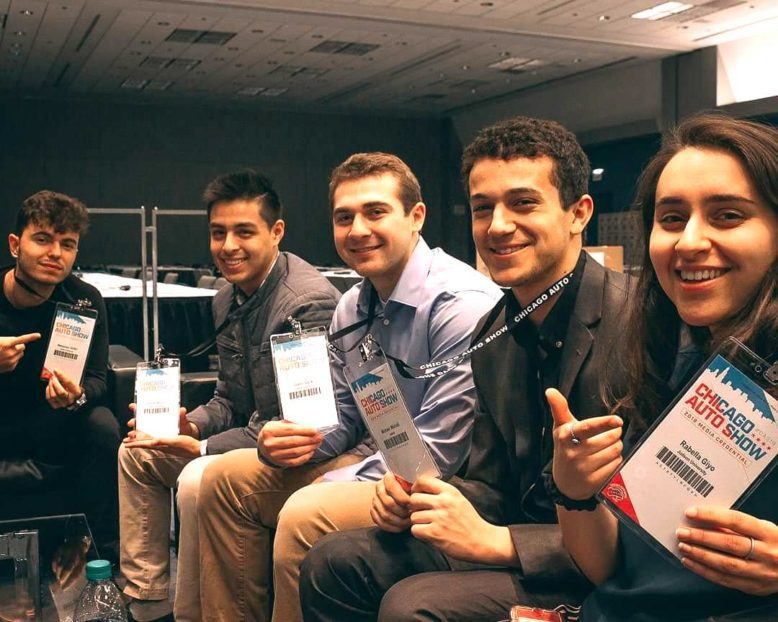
[329,152,422,215]
[203,169,282,227]
[461,116,591,210]
[15,190,89,236]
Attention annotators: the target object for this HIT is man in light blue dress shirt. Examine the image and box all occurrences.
[193,152,502,622]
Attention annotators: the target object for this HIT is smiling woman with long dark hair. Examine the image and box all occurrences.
[547,113,778,621]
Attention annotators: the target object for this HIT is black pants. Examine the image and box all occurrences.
[300,528,589,622]
[0,405,120,553]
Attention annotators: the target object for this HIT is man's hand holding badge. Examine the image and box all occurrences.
[258,420,324,467]
[45,368,84,410]
[124,404,202,458]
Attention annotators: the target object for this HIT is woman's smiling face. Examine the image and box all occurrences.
[650,147,778,333]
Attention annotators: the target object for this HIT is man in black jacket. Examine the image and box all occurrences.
[0,190,119,555]
[300,117,630,621]
[118,170,342,622]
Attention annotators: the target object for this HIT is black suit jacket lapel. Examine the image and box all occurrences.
[558,257,606,398]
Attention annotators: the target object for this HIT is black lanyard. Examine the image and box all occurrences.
[161,285,261,359]
[383,270,575,380]
[326,287,380,354]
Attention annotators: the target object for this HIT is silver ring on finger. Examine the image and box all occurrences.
[569,422,582,445]
[743,535,756,561]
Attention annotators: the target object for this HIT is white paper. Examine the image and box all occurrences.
[347,361,439,485]
[135,362,180,438]
[271,333,339,430]
[41,305,96,385]
[601,354,778,557]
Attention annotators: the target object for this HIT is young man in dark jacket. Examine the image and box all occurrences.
[118,170,342,622]
[0,190,119,555]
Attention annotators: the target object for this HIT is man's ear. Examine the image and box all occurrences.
[569,195,594,236]
[410,202,426,233]
[8,233,19,259]
[270,219,285,246]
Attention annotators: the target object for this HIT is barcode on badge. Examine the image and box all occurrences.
[656,445,714,497]
[384,432,409,449]
[53,349,78,360]
[289,387,322,400]
[143,407,170,415]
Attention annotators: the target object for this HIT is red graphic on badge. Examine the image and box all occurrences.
[602,472,640,524]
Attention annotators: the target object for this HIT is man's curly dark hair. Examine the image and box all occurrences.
[16,190,89,236]
[461,116,590,210]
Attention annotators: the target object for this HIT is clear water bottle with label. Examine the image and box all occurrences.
[73,560,127,622]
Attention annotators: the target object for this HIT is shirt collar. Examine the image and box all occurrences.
[356,237,431,313]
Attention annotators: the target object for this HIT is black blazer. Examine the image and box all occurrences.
[453,255,630,584]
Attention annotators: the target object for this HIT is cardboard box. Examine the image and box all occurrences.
[584,246,624,272]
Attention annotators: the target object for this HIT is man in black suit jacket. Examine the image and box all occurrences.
[299,116,630,621]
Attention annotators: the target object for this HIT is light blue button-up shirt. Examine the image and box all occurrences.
[314,237,503,482]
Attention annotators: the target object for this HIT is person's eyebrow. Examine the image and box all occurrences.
[470,187,543,201]
[656,193,757,207]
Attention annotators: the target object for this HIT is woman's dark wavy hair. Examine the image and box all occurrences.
[611,113,778,430]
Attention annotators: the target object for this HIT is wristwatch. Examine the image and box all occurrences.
[66,392,88,411]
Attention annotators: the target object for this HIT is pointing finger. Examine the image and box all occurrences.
[10,333,42,347]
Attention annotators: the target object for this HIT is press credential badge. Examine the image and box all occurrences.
[41,303,97,384]
[600,341,778,559]
[135,359,181,438]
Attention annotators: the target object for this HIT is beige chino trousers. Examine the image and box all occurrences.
[118,445,217,622]
[272,481,377,622]
[196,448,365,622]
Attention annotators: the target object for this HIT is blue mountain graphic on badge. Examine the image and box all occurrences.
[709,355,775,422]
[61,310,87,324]
[351,372,382,392]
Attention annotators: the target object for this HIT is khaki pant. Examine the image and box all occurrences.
[118,445,217,622]
[197,449,365,622]
[272,481,377,622]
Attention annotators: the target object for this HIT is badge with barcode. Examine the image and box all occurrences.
[271,327,339,431]
[345,344,440,488]
[134,358,180,437]
[599,337,778,560]
[41,302,97,384]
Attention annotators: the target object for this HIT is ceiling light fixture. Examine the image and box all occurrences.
[20,9,34,15]
[631,2,693,20]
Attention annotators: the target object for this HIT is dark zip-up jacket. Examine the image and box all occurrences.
[187,252,340,454]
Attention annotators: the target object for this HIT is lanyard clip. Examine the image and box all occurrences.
[288,316,303,337]
[152,344,166,367]
[74,298,92,311]
[358,334,377,363]
[765,361,778,385]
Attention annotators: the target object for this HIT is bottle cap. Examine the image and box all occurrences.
[85,559,112,580]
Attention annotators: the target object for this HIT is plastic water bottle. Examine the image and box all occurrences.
[73,560,127,622]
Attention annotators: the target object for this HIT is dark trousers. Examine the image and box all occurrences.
[301,528,587,622]
[0,405,120,553]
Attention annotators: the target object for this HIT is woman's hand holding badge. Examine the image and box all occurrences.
[676,506,778,596]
